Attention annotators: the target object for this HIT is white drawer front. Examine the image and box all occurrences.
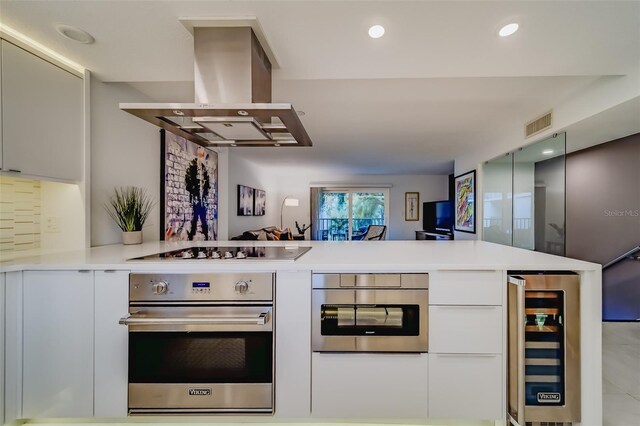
[428,353,502,420]
[429,305,502,354]
[312,353,428,418]
[430,271,502,305]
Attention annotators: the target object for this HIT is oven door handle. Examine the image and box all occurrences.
[119,311,269,326]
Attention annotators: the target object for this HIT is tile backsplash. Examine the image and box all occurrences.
[0,176,42,256]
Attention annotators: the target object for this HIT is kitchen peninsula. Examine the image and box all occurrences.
[0,240,602,425]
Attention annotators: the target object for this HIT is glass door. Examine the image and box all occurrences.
[319,191,350,240]
[319,189,388,240]
[483,153,514,246]
[351,192,386,240]
[482,133,565,256]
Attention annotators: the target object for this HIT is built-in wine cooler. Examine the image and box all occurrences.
[507,273,580,426]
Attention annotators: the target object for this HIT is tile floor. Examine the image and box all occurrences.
[604,322,640,425]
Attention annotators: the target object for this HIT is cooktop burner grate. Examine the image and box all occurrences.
[128,246,311,262]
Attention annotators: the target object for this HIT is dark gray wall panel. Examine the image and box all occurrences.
[566,133,640,320]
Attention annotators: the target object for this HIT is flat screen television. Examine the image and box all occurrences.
[423,200,452,233]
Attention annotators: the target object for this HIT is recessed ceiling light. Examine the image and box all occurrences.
[173,110,184,116]
[368,25,385,39]
[296,110,306,116]
[237,110,249,116]
[498,23,519,37]
[54,23,95,44]
[542,149,554,155]
[274,143,281,147]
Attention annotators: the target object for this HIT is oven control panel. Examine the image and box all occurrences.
[129,273,274,302]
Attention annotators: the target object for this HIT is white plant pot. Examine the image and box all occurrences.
[122,231,143,245]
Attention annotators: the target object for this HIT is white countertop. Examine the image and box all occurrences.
[0,240,600,273]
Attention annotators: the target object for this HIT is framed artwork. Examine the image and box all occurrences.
[405,192,420,221]
[253,189,266,216]
[160,130,218,241]
[454,170,476,233]
[237,185,254,216]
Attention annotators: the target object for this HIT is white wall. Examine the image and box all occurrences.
[227,153,280,238]
[90,77,161,246]
[227,159,449,240]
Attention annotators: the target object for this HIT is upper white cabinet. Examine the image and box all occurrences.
[22,270,94,418]
[1,40,83,182]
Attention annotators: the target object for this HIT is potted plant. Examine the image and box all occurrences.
[105,186,155,245]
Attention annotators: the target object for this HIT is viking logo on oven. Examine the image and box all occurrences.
[537,392,561,403]
[189,388,212,396]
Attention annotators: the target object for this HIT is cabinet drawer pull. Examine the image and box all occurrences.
[8,169,22,173]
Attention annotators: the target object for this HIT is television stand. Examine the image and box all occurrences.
[415,230,453,241]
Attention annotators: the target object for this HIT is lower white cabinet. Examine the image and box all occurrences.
[429,305,503,354]
[274,271,312,418]
[428,353,502,420]
[312,352,428,418]
[22,270,94,418]
[94,271,129,417]
[0,273,5,424]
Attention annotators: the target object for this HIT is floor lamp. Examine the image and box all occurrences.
[280,197,299,229]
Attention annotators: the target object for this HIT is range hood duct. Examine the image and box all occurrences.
[120,26,312,147]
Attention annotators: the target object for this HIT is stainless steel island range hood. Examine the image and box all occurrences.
[120,25,312,147]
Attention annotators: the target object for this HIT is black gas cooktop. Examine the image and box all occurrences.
[129,245,311,262]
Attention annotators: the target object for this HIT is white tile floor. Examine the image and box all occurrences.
[604,322,640,426]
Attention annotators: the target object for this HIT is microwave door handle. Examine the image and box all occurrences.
[119,311,269,326]
[507,275,526,426]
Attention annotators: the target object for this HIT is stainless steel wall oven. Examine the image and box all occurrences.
[120,273,274,415]
[312,273,429,352]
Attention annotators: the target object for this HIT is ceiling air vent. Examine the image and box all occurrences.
[525,110,553,138]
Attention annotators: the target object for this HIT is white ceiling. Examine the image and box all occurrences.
[1,1,638,174]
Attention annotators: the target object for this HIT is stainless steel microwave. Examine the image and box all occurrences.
[311,273,429,353]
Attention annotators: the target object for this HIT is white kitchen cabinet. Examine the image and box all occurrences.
[429,305,503,354]
[4,271,23,425]
[0,273,5,424]
[429,270,502,305]
[428,353,502,420]
[1,40,83,182]
[22,270,94,418]
[94,270,129,418]
[312,352,428,419]
[274,271,312,418]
